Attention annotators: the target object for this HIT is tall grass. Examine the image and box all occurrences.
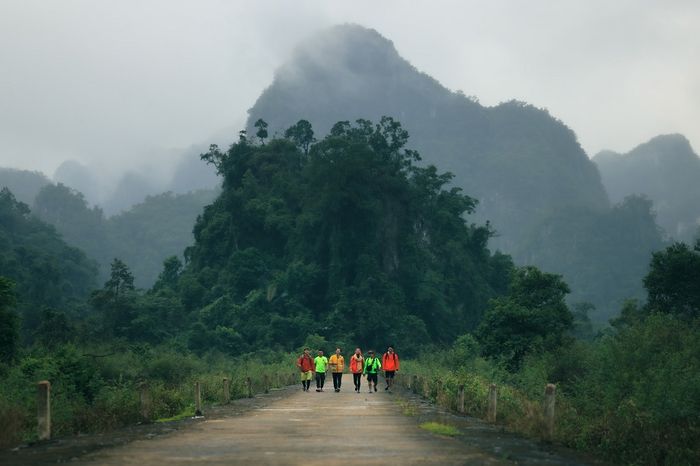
[0,344,298,449]
[399,315,700,466]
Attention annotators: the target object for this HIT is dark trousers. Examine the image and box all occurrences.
[316,372,326,389]
[353,373,362,390]
[332,372,343,389]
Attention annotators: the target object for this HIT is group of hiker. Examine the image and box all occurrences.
[296,346,400,393]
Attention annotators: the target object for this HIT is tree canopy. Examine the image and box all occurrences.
[181,117,512,354]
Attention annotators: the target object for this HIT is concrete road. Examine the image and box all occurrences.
[14,377,603,466]
[75,384,512,465]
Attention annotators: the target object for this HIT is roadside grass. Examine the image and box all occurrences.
[155,405,195,423]
[395,398,418,417]
[420,422,460,436]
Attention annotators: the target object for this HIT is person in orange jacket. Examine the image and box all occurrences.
[328,347,345,392]
[349,347,364,393]
[382,346,400,391]
[296,348,314,392]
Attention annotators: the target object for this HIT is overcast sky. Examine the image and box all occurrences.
[1,0,698,176]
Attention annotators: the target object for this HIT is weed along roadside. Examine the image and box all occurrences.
[391,372,608,466]
[396,371,560,439]
[0,350,300,451]
[1,369,300,465]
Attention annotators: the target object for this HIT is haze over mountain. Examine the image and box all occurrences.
[0,168,50,206]
[594,134,700,242]
[246,24,667,321]
[248,25,609,253]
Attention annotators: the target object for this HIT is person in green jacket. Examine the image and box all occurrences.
[363,350,382,393]
[314,350,329,392]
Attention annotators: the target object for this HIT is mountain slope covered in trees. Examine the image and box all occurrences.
[0,188,98,338]
[594,134,700,242]
[248,26,610,256]
[246,24,664,321]
[177,118,513,352]
[32,184,218,287]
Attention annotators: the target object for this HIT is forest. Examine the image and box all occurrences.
[1,118,699,464]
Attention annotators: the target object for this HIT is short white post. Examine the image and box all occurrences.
[139,382,151,422]
[245,377,253,398]
[223,378,230,404]
[544,383,556,439]
[488,384,497,423]
[194,381,203,417]
[37,380,51,440]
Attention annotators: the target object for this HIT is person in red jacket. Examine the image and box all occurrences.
[382,346,400,391]
[296,348,314,392]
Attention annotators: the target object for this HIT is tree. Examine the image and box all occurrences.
[476,266,573,369]
[153,256,183,291]
[34,308,73,348]
[105,258,135,297]
[284,119,315,154]
[254,118,268,144]
[90,259,137,338]
[644,241,700,318]
[0,276,19,363]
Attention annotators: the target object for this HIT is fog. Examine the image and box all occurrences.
[1,0,698,194]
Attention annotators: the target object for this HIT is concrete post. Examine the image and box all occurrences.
[37,380,51,441]
[194,381,203,417]
[458,384,465,413]
[488,384,497,423]
[139,382,151,422]
[544,383,556,439]
[245,377,253,398]
[223,378,230,404]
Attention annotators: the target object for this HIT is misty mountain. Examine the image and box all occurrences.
[49,147,220,216]
[32,183,218,288]
[106,189,218,287]
[594,134,700,242]
[245,24,667,321]
[0,168,50,205]
[168,148,220,194]
[101,171,164,216]
[54,160,102,205]
[247,25,610,254]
